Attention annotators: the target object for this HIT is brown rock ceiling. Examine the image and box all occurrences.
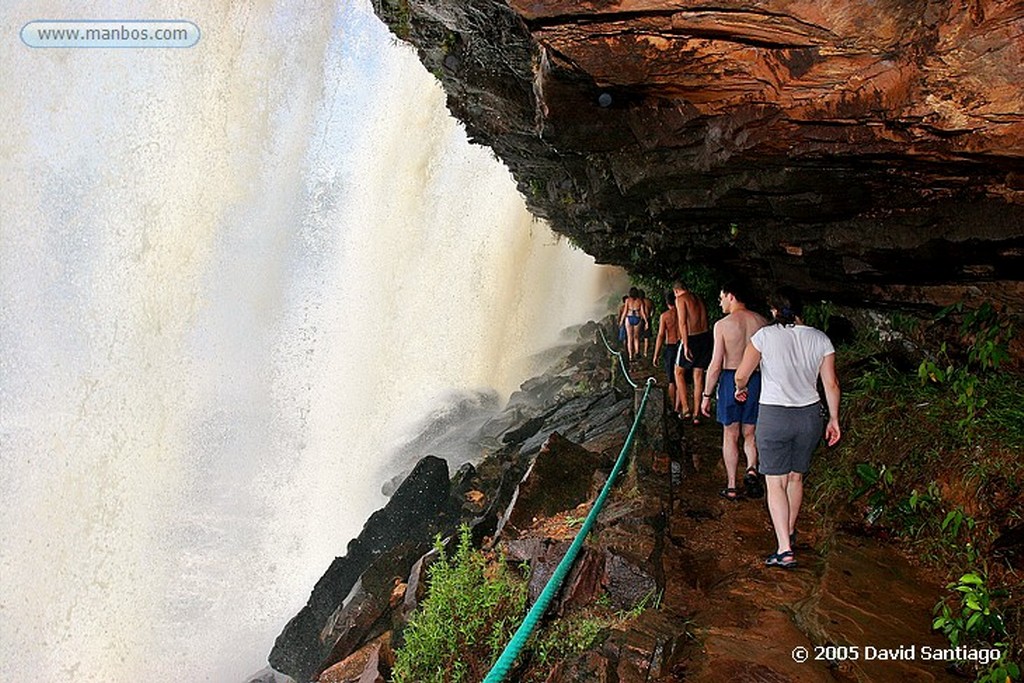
[373,0,1024,310]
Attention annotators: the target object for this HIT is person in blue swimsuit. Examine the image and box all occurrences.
[618,287,647,361]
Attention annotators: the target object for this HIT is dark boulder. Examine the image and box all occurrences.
[502,432,610,537]
[269,455,453,682]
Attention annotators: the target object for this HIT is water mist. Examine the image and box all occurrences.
[0,2,623,680]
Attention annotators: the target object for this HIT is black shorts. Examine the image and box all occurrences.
[677,331,713,370]
[663,342,679,385]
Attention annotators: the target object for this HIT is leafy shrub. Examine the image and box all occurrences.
[391,526,527,683]
[933,572,1007,648]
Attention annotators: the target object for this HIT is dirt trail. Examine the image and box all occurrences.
[647,403,960,681]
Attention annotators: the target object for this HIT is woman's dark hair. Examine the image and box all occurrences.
[628,287,639,298]
[768,287,803,326]
[664,290,675,308]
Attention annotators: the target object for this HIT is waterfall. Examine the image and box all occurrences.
[0,1,622,680]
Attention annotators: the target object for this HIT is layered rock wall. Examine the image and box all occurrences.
[373,0,1024,309]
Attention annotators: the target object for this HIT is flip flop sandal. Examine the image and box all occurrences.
[718,487,740,501]
[765,550,797,568]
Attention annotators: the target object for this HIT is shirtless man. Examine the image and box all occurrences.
[652,291,681,413]
[673,280,711,423]
[700,281,767,500]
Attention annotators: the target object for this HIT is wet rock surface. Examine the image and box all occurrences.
[271,323,966,682]
[488,344,963,680]
[269,455,455,681]
[658,410,960,681]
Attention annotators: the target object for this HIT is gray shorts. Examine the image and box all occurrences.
[755,403,824,475]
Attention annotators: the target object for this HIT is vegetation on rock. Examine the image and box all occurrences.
[812,303,1022,681]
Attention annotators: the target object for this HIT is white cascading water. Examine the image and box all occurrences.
[0,2,624,681]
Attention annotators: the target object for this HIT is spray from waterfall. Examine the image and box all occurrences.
[0,2,624,680]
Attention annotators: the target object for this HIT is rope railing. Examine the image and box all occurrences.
[597,325,638,389]
[482,375,656,683]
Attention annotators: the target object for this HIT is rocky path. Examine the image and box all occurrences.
[623,360,961,682]
[270,332,969,683]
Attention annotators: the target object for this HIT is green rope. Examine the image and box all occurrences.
[597,325,638,389]
[482,376,656,683]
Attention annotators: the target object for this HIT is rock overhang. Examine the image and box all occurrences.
[372,0,1024,310]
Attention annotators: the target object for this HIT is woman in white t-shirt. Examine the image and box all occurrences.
[734,288,841,569]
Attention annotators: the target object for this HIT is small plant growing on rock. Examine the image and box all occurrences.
[932,572,1007,648]
[391,525,527,683]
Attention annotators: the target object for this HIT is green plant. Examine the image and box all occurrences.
[394,0,412,38]
[391,526,528,683]
[564,514,586,528]
[977,656,1021,683]
[617,587,662,619]
[932,572,1008,648]
[803,300,836,333]
[851,462,895,523]
[917,303,1016,438]
[941,507,976,541]
[530,614,607,669]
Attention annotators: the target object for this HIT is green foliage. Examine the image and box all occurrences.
[530,614,607,670]
[669,263,723,317]
[917,303,1016,440]
[618,588,662,619]
[933,572,1007,648]
[930,570,1019,683]
[564,514,586,528]
[630,263,725,327]
[975,372,1024,447]
[804,300,1022,680]
[525,588,663,681]
[441,30,458,54]
[849,465,983,563]
[941,506,976,541]
[391,526,527,683]
[803,300,836,333]
[978,657,1021,683]
[395,0,411,38]
[391,529,665,683]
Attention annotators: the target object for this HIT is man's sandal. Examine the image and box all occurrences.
[743,467,764,498]
[765,550,797,568]
[718,487,740,501]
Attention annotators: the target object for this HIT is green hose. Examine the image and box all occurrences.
[597,326,638,389]
[482,376,656,682]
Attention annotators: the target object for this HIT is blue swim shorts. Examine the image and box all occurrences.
[716,369,760,425]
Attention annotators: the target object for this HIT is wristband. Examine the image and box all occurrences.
[702,393,713,398]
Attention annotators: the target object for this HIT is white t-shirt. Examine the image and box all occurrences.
[750,324,835,407]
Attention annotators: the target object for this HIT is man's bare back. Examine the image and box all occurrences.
[674,290,709,339]
[661,308,680,345]
[701,285,768,495]
[716,308,767,369]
